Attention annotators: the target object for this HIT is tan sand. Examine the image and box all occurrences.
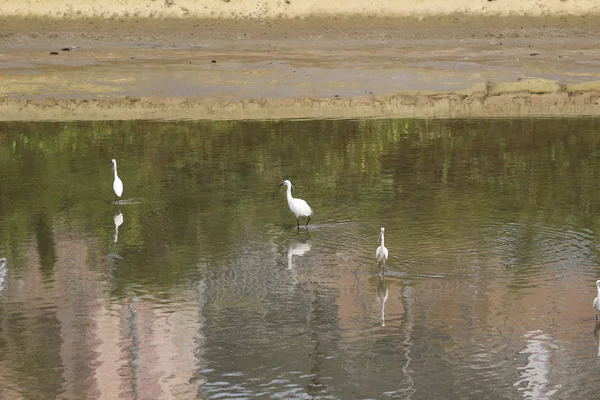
[2,1,600,120]
[3,0,599,19]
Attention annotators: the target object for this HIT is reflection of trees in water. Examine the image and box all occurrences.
[34,210,57,281]
[3,118,600,397]
[3,118,600,292]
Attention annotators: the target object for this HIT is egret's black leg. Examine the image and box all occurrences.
[306,216,311,227]
[297,218,300,231]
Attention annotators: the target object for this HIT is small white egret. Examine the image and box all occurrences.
[110,159,123,203]
[594,280,600,320]
[376,227,389,275]
[279,179,313,231]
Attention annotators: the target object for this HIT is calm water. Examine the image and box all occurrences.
[2,118,600,399]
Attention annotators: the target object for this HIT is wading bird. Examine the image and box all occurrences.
[594,280,600,320]
[376,227,388,275]
[279,179,312,231]
[110,159,123,203]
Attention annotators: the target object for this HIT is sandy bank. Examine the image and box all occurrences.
[1,0,599,19]
[3,8,600,120]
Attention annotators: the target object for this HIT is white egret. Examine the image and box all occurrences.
[376,227,388,275]
[110,159,123,203]
[279,179,313,230]
[594,280,600,320]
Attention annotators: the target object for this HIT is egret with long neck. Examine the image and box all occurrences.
[376,227,388,275]
[594,280,600,320]
[279,179,313,231]
[110,159,123,204]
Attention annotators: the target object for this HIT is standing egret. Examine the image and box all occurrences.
[594,280,600,320]
[110,159,123,203]
[279,179,313,231]
[376,227,388,275]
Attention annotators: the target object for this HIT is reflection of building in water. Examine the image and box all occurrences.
[513,330,559,398]
[0,235,204,399]
[291,224,595,397]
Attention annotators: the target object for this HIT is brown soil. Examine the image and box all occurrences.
[2,15,600,120]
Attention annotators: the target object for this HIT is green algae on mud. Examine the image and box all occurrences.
[2,90,600,121]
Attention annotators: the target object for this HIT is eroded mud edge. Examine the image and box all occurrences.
[2,91,600,121]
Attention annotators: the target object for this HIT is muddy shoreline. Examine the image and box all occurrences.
[2,15,600,121]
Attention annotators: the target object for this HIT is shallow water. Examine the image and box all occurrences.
[1,118,600,399]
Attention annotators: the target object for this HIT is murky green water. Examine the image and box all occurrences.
[1,118,600,399]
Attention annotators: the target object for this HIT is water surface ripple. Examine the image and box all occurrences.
[1,118,600,398]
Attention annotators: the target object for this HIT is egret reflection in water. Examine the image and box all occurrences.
[594,323,600,360]
[376,274,389,327]
[287,238,311,270]
[114,211,124,243]
[0,258,6,295]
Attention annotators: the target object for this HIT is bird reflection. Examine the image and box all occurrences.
[376,274,389,327]
[0,258,6,295]
[114,211,124,243]
[594,322,600,360]
[288,238,311,270]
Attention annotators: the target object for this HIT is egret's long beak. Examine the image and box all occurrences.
[378,231,382,243]
[278,182,284,187]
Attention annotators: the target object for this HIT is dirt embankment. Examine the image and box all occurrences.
[2,1,600,120]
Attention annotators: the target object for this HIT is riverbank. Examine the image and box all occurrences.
[2,7,600,120]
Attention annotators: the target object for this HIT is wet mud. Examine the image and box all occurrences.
[2,13,600,120]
